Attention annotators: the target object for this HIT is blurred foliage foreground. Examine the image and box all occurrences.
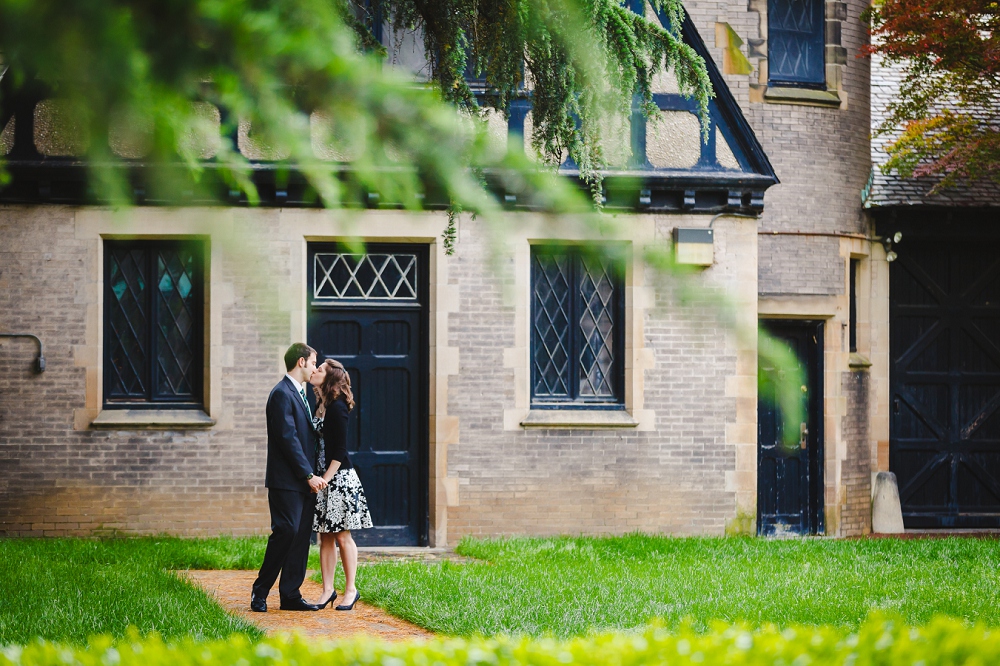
[0,0,710,211]
[3,615,1000,666]
[0,0,801,433]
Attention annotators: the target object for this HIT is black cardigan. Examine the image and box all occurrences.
[322,397,353,472]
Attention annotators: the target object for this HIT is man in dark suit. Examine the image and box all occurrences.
[251,342,328,612]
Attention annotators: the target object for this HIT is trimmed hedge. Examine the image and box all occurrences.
[2,615,999,666]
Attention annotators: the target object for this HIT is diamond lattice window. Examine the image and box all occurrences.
[531,246,624,406]
[768,0,825,87]
[104,240,204,406]
[314,253,417,301]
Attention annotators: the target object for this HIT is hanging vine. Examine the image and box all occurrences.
[352,0,713,209]
[0,0,712,245]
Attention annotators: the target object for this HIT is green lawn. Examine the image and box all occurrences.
[0,537,271,644]
[4,534,1000,645]
[355,534,1000,637]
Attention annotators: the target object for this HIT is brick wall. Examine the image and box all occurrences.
[684,0,877,536]
[1,206,757,540]
[0,206,290,536]
[840,369,871,536]
[0,4,876,538]
[445,216,753,539]
[758,235,843,297]
[683,0,871,297]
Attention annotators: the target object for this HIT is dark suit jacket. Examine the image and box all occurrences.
[264,376,315,493]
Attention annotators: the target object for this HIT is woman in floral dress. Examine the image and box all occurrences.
[309,358,372,610]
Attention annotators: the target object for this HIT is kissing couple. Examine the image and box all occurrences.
[250,343,374,612]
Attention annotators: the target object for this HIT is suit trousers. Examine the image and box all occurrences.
[252,488,315,601]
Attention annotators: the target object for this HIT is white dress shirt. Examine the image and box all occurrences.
[285,373,305,394]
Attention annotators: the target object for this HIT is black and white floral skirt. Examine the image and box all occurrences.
[313,467,374,533]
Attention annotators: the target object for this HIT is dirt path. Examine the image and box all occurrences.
[181,570,434,641]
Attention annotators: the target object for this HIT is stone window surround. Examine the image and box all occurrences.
[76,218,222,430]
[744,0,849,109]
[503,232,657,431]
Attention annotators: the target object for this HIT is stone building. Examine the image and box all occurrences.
[0,0,920,542]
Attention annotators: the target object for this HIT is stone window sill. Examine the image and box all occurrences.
[764,86,841,108]
[91,409,216,429]
[521,409,638,429]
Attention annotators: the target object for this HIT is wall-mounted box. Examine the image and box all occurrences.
[673,228,714,266]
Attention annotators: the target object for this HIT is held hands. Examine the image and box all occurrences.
[307,475,328,493]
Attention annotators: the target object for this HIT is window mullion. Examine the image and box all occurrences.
[103,239,205,408]
[195,244,204,400]
[147,244,157,402]
[530,255,536,397]
[529,246,623,407]
[103,246,111,403]
[616,263,625,402]
[569,254,579,402]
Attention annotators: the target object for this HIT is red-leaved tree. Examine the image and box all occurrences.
[865,0,1000,189]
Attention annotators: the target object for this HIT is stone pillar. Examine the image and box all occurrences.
[840,365,872,536]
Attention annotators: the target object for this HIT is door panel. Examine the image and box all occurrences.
[758,320,824,536]
[320,321,362,356]
[308,243,428,546]
[891,240,1000,527]
[369,367,410,451]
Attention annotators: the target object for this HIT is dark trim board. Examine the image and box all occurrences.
[0,161,774,213]
[872,208,1000,237]
[673,9,778,181]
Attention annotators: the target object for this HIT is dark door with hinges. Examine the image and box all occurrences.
[890,238,1000,527]
[758,320,824,536]
[307,243,429,545]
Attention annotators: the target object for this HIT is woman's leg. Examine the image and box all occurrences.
[318,532,339,604]
[334,530,358,604]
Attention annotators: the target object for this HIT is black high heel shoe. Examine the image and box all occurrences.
[335,590,359,611]
[316,590,338,609]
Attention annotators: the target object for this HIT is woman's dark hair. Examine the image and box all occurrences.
[314,358,354,411]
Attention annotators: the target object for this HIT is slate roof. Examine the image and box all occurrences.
[866,54,1000,208]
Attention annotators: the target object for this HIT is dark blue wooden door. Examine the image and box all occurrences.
[758,320,824,535]
[890,239,1000,528]
[308,244,428,546]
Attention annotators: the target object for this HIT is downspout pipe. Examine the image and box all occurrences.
[0,333,45,372]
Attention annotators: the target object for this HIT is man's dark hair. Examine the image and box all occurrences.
[284,342,316,371]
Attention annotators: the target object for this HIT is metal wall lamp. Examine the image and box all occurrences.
[673,212,761,267]
[883,231,902,262]
[0,333,46,372]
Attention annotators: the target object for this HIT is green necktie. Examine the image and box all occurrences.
[299,387,313,420]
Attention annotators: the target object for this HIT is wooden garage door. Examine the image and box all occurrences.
[890,239,1000,527]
